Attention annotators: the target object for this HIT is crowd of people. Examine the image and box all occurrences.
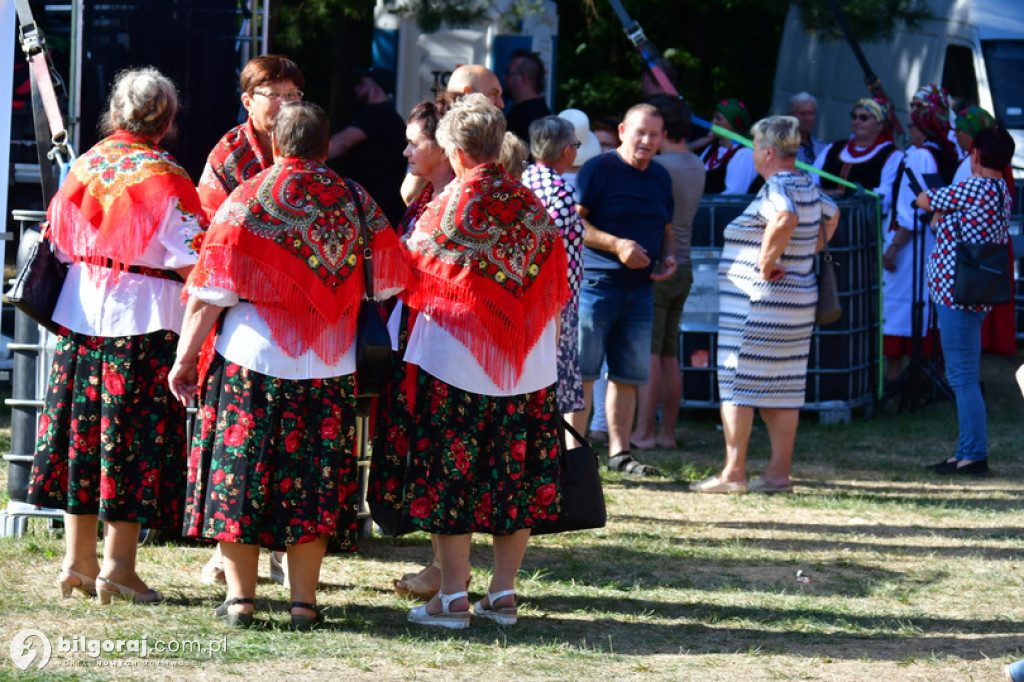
[24,51,1017,632]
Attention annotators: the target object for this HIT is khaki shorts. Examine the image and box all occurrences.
[650,264,693,358]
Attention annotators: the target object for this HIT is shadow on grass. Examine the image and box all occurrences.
[206,597,1024,662]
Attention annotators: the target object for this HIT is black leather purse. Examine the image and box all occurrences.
[531,419,607,535]
[345,180,393,402]
[6,224,68,335]
[952,182,1013,306]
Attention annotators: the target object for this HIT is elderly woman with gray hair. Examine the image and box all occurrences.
[27,67,205,604]
[373,94,568,629]
[691,116,839,495]
[523,115,584,416]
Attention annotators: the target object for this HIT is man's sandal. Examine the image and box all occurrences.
[608,452,662,477]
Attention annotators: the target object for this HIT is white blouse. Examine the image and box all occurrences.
[389,301,557,397]
[188,286,356,380]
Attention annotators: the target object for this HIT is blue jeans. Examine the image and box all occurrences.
[578,274,654,385]
[935,304,988,461]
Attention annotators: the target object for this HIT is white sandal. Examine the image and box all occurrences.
[408,590,471,629]
[473,589,518,625]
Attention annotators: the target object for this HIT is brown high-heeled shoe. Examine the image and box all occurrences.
[59,569,98,598]
[95,576,164,605]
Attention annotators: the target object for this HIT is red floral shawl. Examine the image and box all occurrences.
[403,163,569,390]
[47,130,204,277]
[197,118,271,222]
[188,158,410,361]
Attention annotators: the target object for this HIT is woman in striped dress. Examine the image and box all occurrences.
[691,116,839,495]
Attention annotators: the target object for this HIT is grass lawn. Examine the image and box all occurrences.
[0,353,1022,680]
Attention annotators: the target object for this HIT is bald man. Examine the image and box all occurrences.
[400,64,506,205]
[446,64,504,108]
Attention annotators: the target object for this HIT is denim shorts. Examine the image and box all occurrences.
[577,273,654,385]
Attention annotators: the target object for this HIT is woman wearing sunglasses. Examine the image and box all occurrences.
[812,97,903,223]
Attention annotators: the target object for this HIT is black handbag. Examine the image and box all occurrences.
[345,180,393,400]
[952,183,1012,306]
[531,419,607,536]
[815,223,842,326]
[6,224,68,335]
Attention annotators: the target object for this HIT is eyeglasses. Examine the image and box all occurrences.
[850,112,873,122]
[571,141,582,149]
[253,89,304,102]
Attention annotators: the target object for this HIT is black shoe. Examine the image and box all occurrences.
[926,458,958,474]
[954,459,990,476]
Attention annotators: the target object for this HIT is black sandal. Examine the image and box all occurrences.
[289,601,324,631]
[214,597,255,628]
[608,452,662,477]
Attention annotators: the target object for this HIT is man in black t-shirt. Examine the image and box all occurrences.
[328,67,407,227]
[504,49,550,145]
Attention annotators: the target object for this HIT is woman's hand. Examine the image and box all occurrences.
[650,255,677,281]
[882,245,899,271]
[760,262,786,282]
[168,358,198,406]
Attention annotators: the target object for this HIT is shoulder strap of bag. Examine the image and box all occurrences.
[344,178,374,301]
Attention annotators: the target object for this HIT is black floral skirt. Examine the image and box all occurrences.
[183,353,360,552]
[370,362,562,537]
[27,330,188,529]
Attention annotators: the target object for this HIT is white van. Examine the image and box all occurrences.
[770,0,1024,179]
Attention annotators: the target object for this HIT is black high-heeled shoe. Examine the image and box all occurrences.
[214,598,255,628]
[289,601,323,631]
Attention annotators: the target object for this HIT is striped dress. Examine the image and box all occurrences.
[717,171,838,408]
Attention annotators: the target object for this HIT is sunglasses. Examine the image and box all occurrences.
[850,113,874,122]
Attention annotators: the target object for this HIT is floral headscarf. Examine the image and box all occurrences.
[955,106,995,140]
[715,98,750,133]
[912,84,953,125]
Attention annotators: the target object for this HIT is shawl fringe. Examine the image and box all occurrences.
[405,242,568,390]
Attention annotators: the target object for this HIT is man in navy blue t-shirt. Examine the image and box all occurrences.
[569,103,676,476]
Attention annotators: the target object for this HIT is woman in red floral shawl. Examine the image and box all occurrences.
[196,54,305,223]
[27,67,205,605]
[371,94,569,630]
[169,102,410,630]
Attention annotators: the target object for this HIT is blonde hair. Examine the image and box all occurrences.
[436,92,505,162]
[104,67,178,139]
[499,132,529,179]
[751,115,801,158]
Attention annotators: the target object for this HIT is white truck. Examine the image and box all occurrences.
[770,0,1024,180]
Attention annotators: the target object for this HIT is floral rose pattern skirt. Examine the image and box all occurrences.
[27,330,188,528]
[371,363,563,536]
[183,354,360,552]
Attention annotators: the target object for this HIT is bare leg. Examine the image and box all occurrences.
[719,402,754,484]
[423,534,472,615]
[606,380,637,456]
[566,380,593,448]
[201,545,225,583]
[758,407,799,485]
[220,541,259,615]
[631,356,660,449]
[655,355,681,448]
[100,521,149,592]
[286,535,328,617]
[63,513,100,580]
[485,528,531,609]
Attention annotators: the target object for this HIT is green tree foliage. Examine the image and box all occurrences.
[793,0,931,41]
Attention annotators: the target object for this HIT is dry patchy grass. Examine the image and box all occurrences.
[0,354,1023,680]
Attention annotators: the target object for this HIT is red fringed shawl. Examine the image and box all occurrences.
[47,130,204,276]
[403,163,569,390]
[188,157,409,362]
[197,118,271,222]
